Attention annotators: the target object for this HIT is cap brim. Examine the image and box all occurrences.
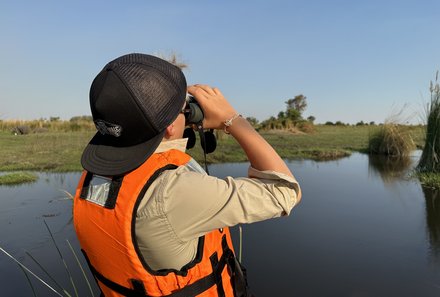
[81,130,166,176]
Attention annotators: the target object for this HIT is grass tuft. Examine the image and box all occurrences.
[368,123,415,157]
[0,172,38,185]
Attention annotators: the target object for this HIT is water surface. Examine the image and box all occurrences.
[0,153,439,296]
[220,154,440,296]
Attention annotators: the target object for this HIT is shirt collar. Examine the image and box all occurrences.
[154,138,188,153]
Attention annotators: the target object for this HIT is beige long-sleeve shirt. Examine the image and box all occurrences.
[135,138,301,271]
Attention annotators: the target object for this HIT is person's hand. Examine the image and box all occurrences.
[187,85,238,130]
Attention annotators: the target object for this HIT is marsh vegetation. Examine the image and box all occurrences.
[0,172,38,185]
[368,122,415,157]
[417,72,440,173]
[411,71,440,188]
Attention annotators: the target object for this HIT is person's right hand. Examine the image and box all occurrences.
[187,84,238,130]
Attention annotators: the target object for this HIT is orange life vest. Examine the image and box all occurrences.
[73,149,248,297]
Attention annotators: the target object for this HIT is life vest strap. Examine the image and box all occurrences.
[79,171,93,199]
[83,246,231,297]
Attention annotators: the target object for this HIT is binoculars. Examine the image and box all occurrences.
[182,95,216,154]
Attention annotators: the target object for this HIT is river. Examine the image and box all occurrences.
[0,153,439,296]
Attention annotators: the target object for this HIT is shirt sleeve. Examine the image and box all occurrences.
[156,164,301,242]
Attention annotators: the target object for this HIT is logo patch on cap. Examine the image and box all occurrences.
[94,120,122,137]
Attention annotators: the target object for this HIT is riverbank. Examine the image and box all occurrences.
[0,125,425,172]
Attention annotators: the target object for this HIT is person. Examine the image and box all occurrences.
[73,53,301,297]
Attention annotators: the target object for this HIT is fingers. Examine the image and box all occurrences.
[213,87,222,96]
[194,84,216,95]
[187,85,206,100]
[186,84,236,130]
[187,84,220,99]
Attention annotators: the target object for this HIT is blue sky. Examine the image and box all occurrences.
[1,0,439,124]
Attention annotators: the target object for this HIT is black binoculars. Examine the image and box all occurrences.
[182,95,217,155]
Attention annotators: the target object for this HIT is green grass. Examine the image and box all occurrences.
[415,172,440,189]
[192,125,372,163]
[0,172,38,185]
[0,131,94,171]
[0,125,425,172]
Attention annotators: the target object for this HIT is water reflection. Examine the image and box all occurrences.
[368,154,412,184]
[368,153,440,259]
[368,155,440,260]
[420,186,440,260]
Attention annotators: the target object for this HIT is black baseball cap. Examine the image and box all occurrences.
[81,53,187,176]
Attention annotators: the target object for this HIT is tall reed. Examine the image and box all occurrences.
[417,71,440,173]
[0,220,96,297]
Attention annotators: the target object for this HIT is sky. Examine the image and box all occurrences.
[1,0,439,124]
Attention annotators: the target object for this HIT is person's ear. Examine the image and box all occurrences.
[165,124,175,139]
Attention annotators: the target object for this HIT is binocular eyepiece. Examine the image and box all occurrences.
[183,95,204,125]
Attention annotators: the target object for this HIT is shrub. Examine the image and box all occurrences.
[297,121,315,134]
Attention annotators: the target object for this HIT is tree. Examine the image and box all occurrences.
[259,93,312,131]
[285,94,307,122]
[285,94,307,114]
[277,111,285,120]
[246,116,259,128]
[285,108,301,122]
